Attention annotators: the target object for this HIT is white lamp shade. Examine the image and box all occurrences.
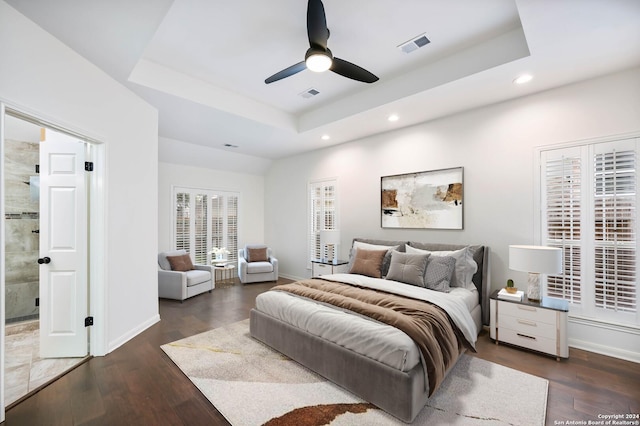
[509,245,562,274]
[320,230,340,246]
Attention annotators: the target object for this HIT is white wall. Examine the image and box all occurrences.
[158,162,265,253]
[265,67,640,361]
[0,1,159,354]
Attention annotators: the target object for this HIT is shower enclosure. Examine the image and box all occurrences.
[4,131,40,324]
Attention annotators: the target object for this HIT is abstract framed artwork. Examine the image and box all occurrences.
[381,167,463,229]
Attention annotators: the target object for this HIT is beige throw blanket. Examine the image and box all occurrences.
[272,279,475,396]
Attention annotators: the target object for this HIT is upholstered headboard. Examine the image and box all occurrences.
[352,238,491,326]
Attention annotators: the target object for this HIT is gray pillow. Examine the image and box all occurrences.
[385,251,430,287]
[424,255,456,292]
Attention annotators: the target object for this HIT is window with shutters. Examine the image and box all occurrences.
[308,179,338,264]
[174,187,239,265]
[539,138,639,326]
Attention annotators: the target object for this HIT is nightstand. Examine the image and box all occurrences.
[490,288,569,360]
[311,259,349,277]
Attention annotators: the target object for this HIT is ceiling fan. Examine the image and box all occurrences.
[265,0,379,85]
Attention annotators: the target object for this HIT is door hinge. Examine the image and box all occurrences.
[35,164,39,174]
[85,161,94,172]
[85,316,94,327]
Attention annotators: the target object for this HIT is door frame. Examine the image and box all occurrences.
[0,102,107,420]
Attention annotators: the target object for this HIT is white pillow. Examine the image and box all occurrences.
[352,241,399,252]
[406,245,478,289]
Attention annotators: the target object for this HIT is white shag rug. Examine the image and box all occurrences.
[161,319,548,425]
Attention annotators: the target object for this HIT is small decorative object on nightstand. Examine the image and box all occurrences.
[311,258,349,277]
[505,279,516,293]
[490,288,569,360]
[509,245,562,301]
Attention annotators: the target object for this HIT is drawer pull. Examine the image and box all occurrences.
[516,333,537,341]
[517,305,537,312]
[517,319,537,327]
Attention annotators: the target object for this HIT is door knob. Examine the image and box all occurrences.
[37,257,51,264]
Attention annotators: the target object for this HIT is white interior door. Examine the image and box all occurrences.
[39,128,88,358]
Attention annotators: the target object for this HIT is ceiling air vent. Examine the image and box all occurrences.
[397,33,430,54]
[223,143,238,148]
[299,88,320,99]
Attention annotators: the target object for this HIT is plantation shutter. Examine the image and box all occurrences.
[543,149,583,304]
[308,179,337,263]
[175,192,190,253]
[211,195,223,256]
[174,188,240,265]
[227,195,239,263]
[194,194,208,264]
[593,144,637,313]
[540,138,638,325]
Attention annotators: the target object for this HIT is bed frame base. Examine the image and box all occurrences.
[250,309,428,423]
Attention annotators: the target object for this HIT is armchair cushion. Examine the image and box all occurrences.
[166,253,194,272]
[246,261,274,274]
[185,269,211,286]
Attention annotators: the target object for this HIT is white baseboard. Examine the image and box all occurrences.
[279,273,306,281]
[107,314,160,354]
[568,316,640,363]
[569,338,640,363]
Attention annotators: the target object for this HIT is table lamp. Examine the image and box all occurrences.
[320,230,340,262]
[509,245,562,301]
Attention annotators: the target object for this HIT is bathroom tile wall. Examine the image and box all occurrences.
[4,138,40,321]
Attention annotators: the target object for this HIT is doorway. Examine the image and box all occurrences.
[2,110,96,407]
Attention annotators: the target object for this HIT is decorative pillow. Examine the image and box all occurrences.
[385,250,430,287]
[349,241,400,277]
[406,245,477,289]
[166,254,194,272]
[349,248,388,278]
[247,247,268,262]
[424,255,456,292]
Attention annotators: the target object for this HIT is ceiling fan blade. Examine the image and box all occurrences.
[265,61,307,84]
[331,58,379,83]
[307,0,329,49]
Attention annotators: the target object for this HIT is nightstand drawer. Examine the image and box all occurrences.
[498,313,557,340]
[498,327,557,355]
[498,302,557,325]
[315,263,333,274]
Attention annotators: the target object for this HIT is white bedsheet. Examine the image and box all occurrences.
[254,274,479,372]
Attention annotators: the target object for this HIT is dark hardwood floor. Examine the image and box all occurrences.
[5,278,640,425]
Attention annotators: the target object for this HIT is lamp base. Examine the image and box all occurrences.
[527,272,541,301]
[326,244,335,262]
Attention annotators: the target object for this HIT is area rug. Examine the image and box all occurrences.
[161,319,548,425]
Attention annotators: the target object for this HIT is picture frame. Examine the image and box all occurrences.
[381,167,463,229]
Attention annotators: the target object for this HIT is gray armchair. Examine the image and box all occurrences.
[158,250,214,301]
[238,245,278,283]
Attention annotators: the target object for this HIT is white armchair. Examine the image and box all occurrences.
[158,250,214,301]
[238,245,278,283]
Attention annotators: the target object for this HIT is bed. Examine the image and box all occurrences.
[250,238,490,423]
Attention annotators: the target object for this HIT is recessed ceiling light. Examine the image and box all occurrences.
[513,74,533,84]
[388,114,399,122]
[321,134,330,140]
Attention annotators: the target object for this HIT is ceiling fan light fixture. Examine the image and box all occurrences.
[306,52,332,72]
